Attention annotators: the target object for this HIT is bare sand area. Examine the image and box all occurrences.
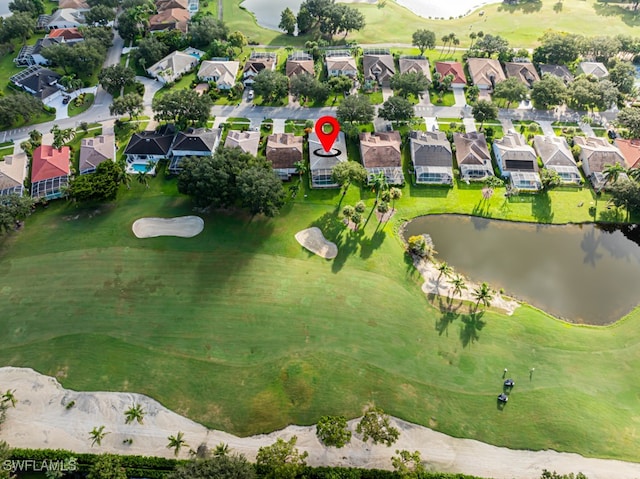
[295,227,338,259]
[2,367,640,478]
[414,257,519,315]
[132,216,204,238]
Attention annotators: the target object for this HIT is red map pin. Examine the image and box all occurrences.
[315,116,340,153]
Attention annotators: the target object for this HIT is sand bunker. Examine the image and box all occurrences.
[132,216,204,238]
[2,367,640,478]
[295,227,338,259]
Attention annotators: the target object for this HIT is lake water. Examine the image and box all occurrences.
[403,215,640,325]
[239,0,502,31]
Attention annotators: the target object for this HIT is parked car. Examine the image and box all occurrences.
[248,90,254,100]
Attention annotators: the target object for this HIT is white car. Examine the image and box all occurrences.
[248,90,254,100]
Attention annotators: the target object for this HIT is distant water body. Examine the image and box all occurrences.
[240,0,502,31]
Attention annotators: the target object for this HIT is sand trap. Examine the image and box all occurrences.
[1,367,640,478]
[295,227,338,259]
[132,216,204,238]
[414,257,519,315]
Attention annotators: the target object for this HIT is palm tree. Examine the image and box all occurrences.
[469,32,477,49]
[370,171,388,205]
[450,274,467,299]
[628,167,640,182]
[448,34,459,56]
[389,187,402,210]
[137,171,149,188]
[1,389,17,407]
[89,426,109,446]
[213,442,229,457]
[168,432,188,456]
[294,160,307,181]
[602,162,626,191]
[436,261,453,283]
[342,204,355,223]
[351,212,362,230]
[472,282,494,311]
[124,404,145,425]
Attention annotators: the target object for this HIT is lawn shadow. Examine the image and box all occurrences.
[435,296,461,337]
[496,397,507,411]
[471,200,490,218]
[360,229,386,259]
[593,2,640,27]
[459,311,486,348]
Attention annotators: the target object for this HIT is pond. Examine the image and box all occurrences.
[403,215,640,325]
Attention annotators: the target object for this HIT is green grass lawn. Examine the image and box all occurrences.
[67,93,95,117]
[430,89,455,107]
[1,165,639,462]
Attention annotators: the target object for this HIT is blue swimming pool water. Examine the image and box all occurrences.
[131,163,150,173]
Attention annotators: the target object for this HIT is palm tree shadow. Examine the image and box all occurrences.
[460,311,486,348]
[360,229,386,259]
[581,228,602,266]
[436,309,460,337]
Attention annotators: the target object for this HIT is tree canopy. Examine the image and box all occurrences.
[471,100,498,129]
[68,161,122,203]
[390,71,430,99]
[177,148,286,217]
[336,94,375,124]
[99,65,136,95]
[167,454,256,479]
[617,107,640,138]
[9,0,44,17]
[356,407,400,447]
[331,161,368,190]
[491,77,528,108]
[152,89,212,129]
[42,38,107,78]
[315,415,352,448]
[378,96,414,123]
[256,437,308,479]
[252,70,289,104]
[189,17,229,48]
[531,74,567,110]
[0,194,34,235]
[110,93,143,119]
[279,7,297,35]
[295,0,365,38]
[412,29,436,55]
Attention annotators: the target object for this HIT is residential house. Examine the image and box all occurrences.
[46,9,86,31]
[79,135,116,174]
[493,132,541,191]
[453,132,494,180]
[614,138,640,173]
[578,62,609,79]
[409,131,453,185]
[538,64,574,84]
[573,136,625,190]
[124,129,174,174]
[10,65,62,103]
[359,131,404,185]
[156,0,189,10]
[197,59,239,89]
[399,56,431,81]
[533,135,582,184]
[266,134,303,180]
[467,57,505,90]
[147,50,201,84]
[308,131,347,188]
[325,50,358,78]
[504,62,540,87]
[224,130,260,156]
[169,128,221,173]
[286,52,314,78]
[0,152,28,197]
[14,37,63,66]
[30,145,70,199]
[149,8,190,33]
[363,50,395,87]
[435,61,467,88]
[58,0,89,9]
[243,52,277,87]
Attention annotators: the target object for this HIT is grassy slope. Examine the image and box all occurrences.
[1,172,640,461]
[225,0,640,47]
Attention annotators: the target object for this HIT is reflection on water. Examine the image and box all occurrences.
[240,0,303,30]
[404,215,640,325]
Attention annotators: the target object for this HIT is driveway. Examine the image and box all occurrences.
[47,87,99,121]
[463,118,476,133]
[453,87,466,107]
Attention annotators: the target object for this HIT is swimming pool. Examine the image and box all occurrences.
[131,163,149,173]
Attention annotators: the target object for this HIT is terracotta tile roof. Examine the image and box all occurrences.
[58,0,89,9]
[614,138,640,169]
[31,145,70,183]
[435,61,466,85]
[286,59,315,77]
[359,131,401,168]
[399,57,431,80]
[47,27,84,41]
[156,0,188,10]
[266,134,303,169]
